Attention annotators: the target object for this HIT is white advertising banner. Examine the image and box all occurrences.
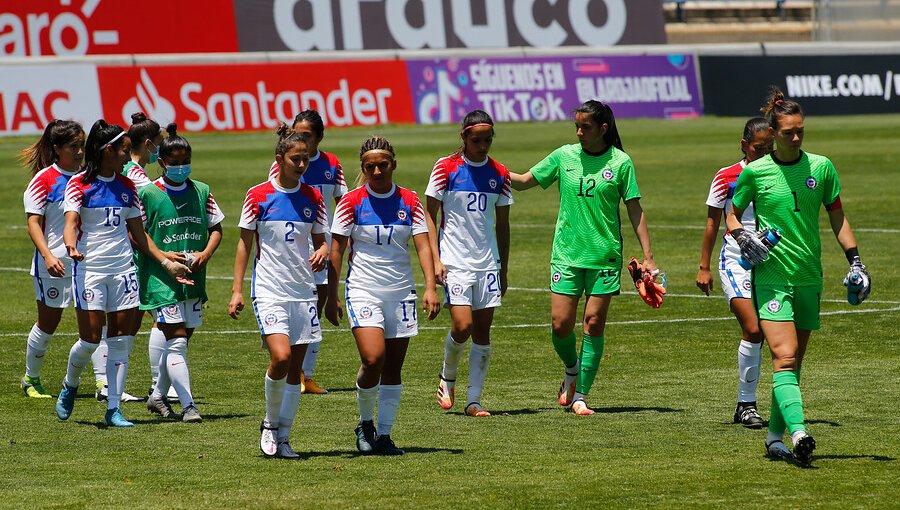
[0,64,102,135]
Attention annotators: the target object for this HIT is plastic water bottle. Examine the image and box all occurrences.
[847,273,864,305]
[738,228,782,270]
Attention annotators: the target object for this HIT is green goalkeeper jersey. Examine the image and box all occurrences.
[732,151,841,286]
[530,143,641,269]
[136,179,212,310]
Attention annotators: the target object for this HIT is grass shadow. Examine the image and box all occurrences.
[596,406,682,414]
[295,446,465,460]
[814,454,895,462]
[493,408,552,416]
[807,419,842,427]
[319,387,356,393]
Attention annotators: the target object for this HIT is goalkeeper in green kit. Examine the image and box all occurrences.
[138,124,224,423]
[726,87,870,466]
[510,100,661,415]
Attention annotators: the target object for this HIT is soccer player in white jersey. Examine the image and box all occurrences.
[268,110,347,394]
[696,118,773,429]
[20,120,84,398]
[325,136,441,456]
[229,126,329,458]
[425,110,512,417]
[56,120,190,428]
[94,111,165,403]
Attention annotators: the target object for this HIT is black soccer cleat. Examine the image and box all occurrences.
[355,420,376,454]
[734,402,765,429]
[793,434,816,467]
[372,435,404,456]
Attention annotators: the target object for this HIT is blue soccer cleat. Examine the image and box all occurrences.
[55,384,77,420]
[105,408,135,428]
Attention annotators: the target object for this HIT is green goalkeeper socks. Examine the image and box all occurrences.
[576,335,604,395]
[772,370,806,435]
[552,331,578,369]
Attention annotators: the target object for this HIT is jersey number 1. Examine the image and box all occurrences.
[790,191,801,213]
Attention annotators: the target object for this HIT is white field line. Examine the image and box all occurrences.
[1,306,898,338]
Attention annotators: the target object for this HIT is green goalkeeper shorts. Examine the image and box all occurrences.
[550,264,621,297]
[753,284,822,330]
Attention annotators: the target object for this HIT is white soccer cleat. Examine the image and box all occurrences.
[436,377,455,410]
[571,399,595,416]
[260,420,279,458]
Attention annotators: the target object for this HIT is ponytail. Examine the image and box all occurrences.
[274,122,309,157]
[19,120,84,175]
[575,100,623,150]
[760,86,803,130]
[83,119,126,182]
[127,111,161,153]
[159,123,191,161]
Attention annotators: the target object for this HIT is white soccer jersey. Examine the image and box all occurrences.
[706,160,757,265]
[64,173,142,274]
[123,161,153,189]
[152,178,226,228]
[426,154,513,271]
[24,164,78,277]
[332,184,428,301]
[239,179,328,301]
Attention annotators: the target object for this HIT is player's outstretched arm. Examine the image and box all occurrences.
[697,206,723,296]
[625,198,656,273]
[509,171,539,191]
[228,228,254,319]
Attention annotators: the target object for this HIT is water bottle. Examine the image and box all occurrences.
[847,273,864,305]
[738,228,782,270]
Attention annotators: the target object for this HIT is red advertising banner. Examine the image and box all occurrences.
[0,0,237,56]
[97,61,416,132]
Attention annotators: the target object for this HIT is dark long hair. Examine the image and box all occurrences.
[760,86,804,130]
[19,120,84,175]
[456,109,494,157]
[83,120,125,182]
[741,117,770,156]
[275,123,309,157]
[575,100,623,150]
[127,112,160,154]
[291,110,325,140]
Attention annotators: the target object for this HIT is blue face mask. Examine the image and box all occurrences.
[165,164,191,183]
[148,142,159,164]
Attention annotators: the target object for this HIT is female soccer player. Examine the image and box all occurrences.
[425,110,512,417]
[325,136,441,455]
[268,110,347,394]
[696,118,773,428]
[229,126,328,458]
[143,124,224,423]
[56,120,190,427]
[21,120,84,398]
[726,87,869,466]
[509,100,659,415]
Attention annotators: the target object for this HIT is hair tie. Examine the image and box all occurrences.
[775,99,784,106]
[103,131,126,148]
[463,123,493,132]
[361,149,394,159]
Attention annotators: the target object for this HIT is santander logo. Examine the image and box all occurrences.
[121,69,176,125]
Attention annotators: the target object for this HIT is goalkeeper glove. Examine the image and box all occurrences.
[627,258,666,309]
[732,228,777,268]
[843,256,871,305]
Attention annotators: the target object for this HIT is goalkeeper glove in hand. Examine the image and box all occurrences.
[732,228,770,267]
[627,258,666,309]
[843,256,871,305]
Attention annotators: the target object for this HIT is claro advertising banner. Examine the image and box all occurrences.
[96,61,416,133]
[407,55,702,124]
[0,64,102,135]
[1,0,238,56]
[700,55,900,116]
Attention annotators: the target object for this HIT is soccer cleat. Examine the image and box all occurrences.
[355,420,376,454]
[558,362,579,406]
[121,390,145,403]
[105,408,135,428]
[571,400,595,416]
[147,393,177,419]
[436,377,455,410]
[276,441,301,459]
[22,376,52,399]
[181,404,202,423]
[793,434,816,467]
[372,435,404,456]
[464,402,491,417]
[302,376,328,395]
[56,384,77,420]
[733,402,765,429]
[96,383,107,402]
[260,420,279,457]
[766,440,794,461]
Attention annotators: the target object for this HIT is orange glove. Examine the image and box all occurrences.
[627,258,666,309]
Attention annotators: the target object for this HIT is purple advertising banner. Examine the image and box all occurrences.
[407,55,702,124]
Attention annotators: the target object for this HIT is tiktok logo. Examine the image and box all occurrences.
[415,66,464,124]
[121,69,176,125]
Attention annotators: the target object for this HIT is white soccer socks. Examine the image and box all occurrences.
[148,326,167,387]
[377,384,403,437]
[162,336,193,408]
[64,339,99,388]
[357,383,378,422]
[737,339,762,403]
[467,343,492,406]
[264,374,287,426]
[105,335,134,410]
[441,331,467,380]
[25,324,52,378]
[278,383,302,442]
[302,342,320,376]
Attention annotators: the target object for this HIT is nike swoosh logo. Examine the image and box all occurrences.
[565,168,574,172]
[176,203,187,210]
[170,362,184,366]
[747,378,757,384]
[310,330,319,335]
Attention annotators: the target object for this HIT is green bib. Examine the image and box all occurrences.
[136,180,211,310]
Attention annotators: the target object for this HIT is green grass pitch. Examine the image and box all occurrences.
[1,115,898,508]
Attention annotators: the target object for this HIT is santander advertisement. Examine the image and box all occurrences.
[1,0,237,56]
[97,61,416,132]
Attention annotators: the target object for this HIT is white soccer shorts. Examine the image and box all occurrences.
[253,298,322,345]
[74,269,139,312]
[346,291,418,339]
[155,297,204,329]
[33,275,73,309]
[443,269,502,311]
[719,257,752,302]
